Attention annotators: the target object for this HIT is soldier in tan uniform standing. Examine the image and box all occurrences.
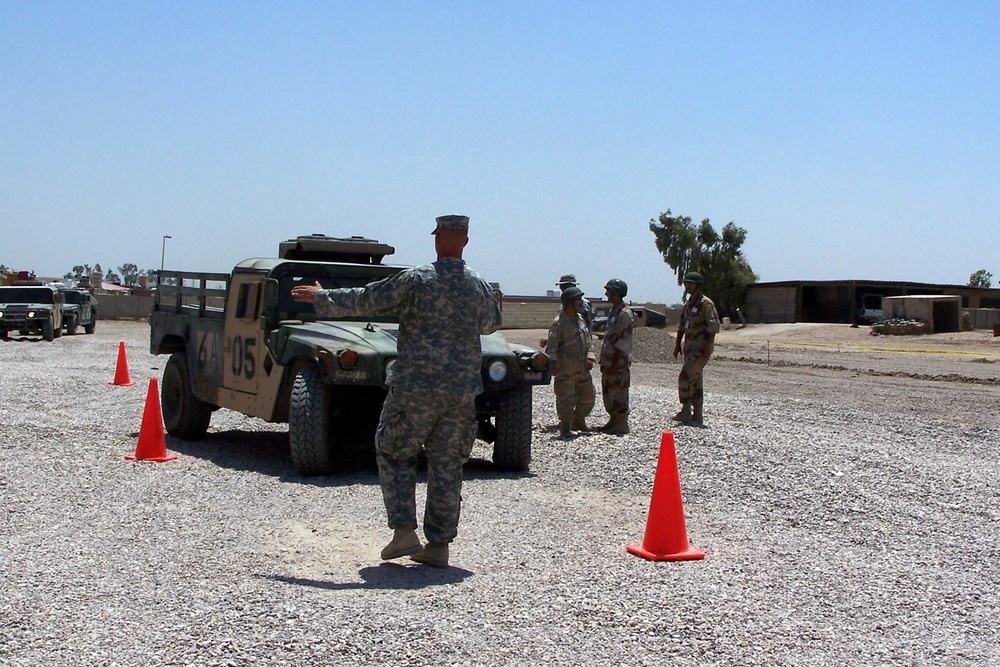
[672,271,721,426]
[598,278,635,435]
[291,215,501,568]
[546,286,596,438]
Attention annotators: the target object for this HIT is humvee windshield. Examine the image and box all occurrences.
[0,287,56,304]
[274,263,405,323]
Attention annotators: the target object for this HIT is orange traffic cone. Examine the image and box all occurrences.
[627,431,704,561]
[126,378,177,462]
[109,341,136,386]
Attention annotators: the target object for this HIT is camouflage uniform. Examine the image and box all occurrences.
[314,256,501,544]
[599,302,635,418]
[546,308,596,426]
[677,292,721,414]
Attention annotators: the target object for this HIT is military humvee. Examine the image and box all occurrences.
[59,289,99,335]
[149,234,551,475]
[0,283,64,341]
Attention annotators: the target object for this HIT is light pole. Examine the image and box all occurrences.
[160,235,172,285]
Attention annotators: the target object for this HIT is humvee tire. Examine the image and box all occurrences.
[289,366,336,476]
[65,314,78,335]
[162,353,212,439]
[493,387,532,471]
[84,318,96,335]
[42,318,55,342]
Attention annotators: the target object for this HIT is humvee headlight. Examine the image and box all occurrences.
[529,352,549,371]
[27,310,37,318]
[337,349,359,370]
[487,359,508,383]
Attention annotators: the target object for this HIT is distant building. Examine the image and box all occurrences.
[744,280,1000,325]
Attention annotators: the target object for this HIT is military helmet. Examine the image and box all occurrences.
[560,286,584,307]
[683,271,705,286]
[604,278,628,297]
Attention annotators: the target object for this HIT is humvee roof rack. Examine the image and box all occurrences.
[278,234,396,265]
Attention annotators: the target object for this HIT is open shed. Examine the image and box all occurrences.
[883,295,962,333]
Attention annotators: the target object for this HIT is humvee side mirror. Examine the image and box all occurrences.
[261,278,279,329]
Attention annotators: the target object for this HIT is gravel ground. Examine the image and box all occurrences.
[2,321,998,666]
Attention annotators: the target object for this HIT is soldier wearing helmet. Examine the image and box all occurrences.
[598,278,636,435]
[555,274,594,335]
[672,271,721,426]
[545,286,596,438]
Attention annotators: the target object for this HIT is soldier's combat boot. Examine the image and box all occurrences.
[559,421,573,438]
[607,414,630,436]
[410,542,449,568]
[380,526,422,560]
[692,406,704,426]
[570,416,589,432]
[671,405,692,424]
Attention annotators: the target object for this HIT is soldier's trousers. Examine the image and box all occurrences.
[374,388,476,544]
[678,348,709,409]
[553,370,595,424]
[601,366,630,417]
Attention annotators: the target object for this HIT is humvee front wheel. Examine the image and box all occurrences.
[84,318,96,335]
[162,353,212,439]
[289,366,336,475]
[493,387,532,471]
[65,315,78,335]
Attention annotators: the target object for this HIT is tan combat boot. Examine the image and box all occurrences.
[410,542,449,568]
[607,414,630,436]
[380,526,422,560]
[671,405,692,424]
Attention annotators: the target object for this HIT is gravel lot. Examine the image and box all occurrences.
[2,321,998,666]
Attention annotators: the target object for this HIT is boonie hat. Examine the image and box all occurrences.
[432,215,470,234]
[556,274,578,286]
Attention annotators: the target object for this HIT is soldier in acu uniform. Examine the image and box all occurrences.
[598,278,635,435]
[291,215,502,568]
[546,286,596,438]
[672,271,720,426]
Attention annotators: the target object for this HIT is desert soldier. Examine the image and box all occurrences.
[598,278,635,435]
[291,215,501,568]
[546,286,596,438]
[556,274,594,335]
[672,271,720,426]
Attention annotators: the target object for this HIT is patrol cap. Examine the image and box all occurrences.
[432,215,470,235]
[556,274,578,286]
[560,286,584,307]
[683,271,705,285]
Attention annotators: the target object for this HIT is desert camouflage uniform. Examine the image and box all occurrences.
[546,308,596,425]
[314,257,501,544]
[677,292,721,412]
[599,302,635,418]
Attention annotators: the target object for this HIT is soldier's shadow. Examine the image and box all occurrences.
[262,562,473,591]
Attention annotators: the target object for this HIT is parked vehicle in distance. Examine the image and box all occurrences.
[857,294,884,324]
[59,289,99,335]
[0,283,64,341]
[149,234,551,475]
[593,305,668,335]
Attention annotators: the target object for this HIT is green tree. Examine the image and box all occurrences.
[968,269,992,289]
[649,209,758,316]
[118,263,139,287]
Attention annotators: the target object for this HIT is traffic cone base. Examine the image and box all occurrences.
[126,378,176,462]
[627,431,704,562]
[109,340,136,386]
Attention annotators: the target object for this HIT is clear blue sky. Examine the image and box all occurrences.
[3,1,998,302]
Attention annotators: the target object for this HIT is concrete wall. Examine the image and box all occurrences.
[883,295,962,333]
[93,293,154,320]
[966,308,1000,330]
[744,285,797,323]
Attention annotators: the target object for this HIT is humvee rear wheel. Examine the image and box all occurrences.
[42,318,55,342]
[289,366,336,475]
[162,353,212,439]
[493,387,532,471]
[84,318,96,334]
[65,315,78,335]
